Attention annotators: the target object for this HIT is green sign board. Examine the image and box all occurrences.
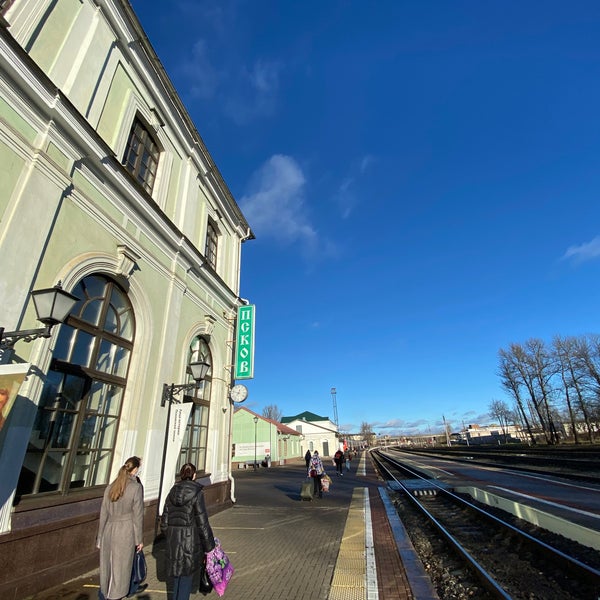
[235,304,255,379]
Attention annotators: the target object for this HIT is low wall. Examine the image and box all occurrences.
[0,479,232,600]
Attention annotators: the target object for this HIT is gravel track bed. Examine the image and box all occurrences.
[390,490,600,600]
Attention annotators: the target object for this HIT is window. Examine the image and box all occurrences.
[122,117,160,194]
[204,220,218,270]
[0,1,15,15]
[16,276,135,498]
[177,337,212,474]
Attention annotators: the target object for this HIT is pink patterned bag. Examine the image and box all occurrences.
[206,538,234,596]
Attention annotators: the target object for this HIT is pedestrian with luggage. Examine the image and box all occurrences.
[97,456,144,600]
[307,451,325,498]
[161,462,216,600]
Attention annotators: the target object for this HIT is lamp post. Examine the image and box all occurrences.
[253,415,258,472]
[282,434,289,465]
[156,360,211,535]
[0,282,79,350]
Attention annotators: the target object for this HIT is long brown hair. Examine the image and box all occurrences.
[109,456,141,502]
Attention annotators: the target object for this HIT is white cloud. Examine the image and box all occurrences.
[224,59,281,124]
[240,155,317,246]
[175,35,280,123]
[179,39,220,100]
[333,155,376,219]
[562,236,600,264]
[248,59,280,94]
[359,154,375,174]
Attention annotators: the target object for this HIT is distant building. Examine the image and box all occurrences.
[459,423,525,445]
[281,411,339,457]
[232,407,301,467]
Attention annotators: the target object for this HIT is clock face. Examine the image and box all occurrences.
[230,384,248,403]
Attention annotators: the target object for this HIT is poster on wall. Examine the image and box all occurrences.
[0,363,30,432]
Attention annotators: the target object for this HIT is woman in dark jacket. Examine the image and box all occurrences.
[161,463,216,600]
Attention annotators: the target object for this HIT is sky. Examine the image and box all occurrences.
[129,0,600,437]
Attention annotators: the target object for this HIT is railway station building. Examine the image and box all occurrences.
[0,1,253,597]
[281,410,340,457]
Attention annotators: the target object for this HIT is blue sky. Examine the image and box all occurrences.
[130,1,600,436]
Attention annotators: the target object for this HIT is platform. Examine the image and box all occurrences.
[25,453,437,600]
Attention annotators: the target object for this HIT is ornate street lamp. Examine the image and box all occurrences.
[0,282,79,350]
[160,360,211,407]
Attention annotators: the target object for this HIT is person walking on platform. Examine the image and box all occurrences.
[344,449,353,472]
[308,451,325,498]
[97,456,144,600]
[304,449,312,469]
[333,448,344,476]
[161,463,216,600]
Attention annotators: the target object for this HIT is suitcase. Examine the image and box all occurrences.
[300,479,313,501]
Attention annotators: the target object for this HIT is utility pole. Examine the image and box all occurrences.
[330,387,339,430]
[442,415,451,447]
[462,420,470,446]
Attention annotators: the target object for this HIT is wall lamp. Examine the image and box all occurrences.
[161,360,211,407]
[0,282,79,350]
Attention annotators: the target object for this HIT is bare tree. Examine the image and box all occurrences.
[359,421,375,447]
[498,347,536,444]
[553,335,597,443]
[488,398,511,443]
[525,338,560,444]
[262,404,282,422]
[572,336,600,439]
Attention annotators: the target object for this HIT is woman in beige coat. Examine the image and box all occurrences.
[97,456,144,600]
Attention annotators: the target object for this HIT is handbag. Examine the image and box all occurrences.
[205,538,234,597]
[127,548,147,597]
[199,565,213,595]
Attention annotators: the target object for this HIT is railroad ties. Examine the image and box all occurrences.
[388,479,453,497]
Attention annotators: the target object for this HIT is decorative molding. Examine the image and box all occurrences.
[116,245,141,279]
[202,314,217,336]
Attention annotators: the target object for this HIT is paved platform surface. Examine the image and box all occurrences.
[26,452,435,600]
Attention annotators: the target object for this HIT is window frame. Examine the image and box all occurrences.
[15,276,135,502]
[204,219,219,270]
[122,115,161,195]
[176,337,212,475]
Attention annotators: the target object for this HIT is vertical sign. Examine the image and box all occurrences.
[235,304,255,379]
[158,402,193,513]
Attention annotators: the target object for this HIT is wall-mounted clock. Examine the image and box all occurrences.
[229,384,248,403]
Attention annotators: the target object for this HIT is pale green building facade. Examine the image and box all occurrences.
[232,407,302,468]
[0,1,253,597]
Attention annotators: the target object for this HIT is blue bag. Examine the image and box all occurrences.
[127,549,147,597]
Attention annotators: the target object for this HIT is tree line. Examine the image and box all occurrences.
[494,335,600,445]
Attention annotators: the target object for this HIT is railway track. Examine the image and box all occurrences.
[394,445,600,483]
[372,450,600,600]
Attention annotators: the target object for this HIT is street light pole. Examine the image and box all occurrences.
[253,415,258,472]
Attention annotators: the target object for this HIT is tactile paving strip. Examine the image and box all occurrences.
[328,488,379,600]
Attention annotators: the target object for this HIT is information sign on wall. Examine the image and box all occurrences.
[235,304,255,379]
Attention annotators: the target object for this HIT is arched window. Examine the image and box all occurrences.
[16,275,135,498]
[177,336,212,474]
